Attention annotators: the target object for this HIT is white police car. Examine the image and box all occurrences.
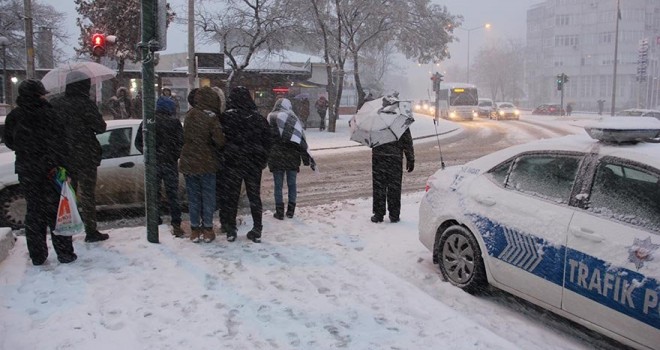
[419,117,660,350]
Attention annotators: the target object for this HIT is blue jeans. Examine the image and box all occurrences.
[273,170,297,204]
[159,163,182,225]
[184,173,216,228]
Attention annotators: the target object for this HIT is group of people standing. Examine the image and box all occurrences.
[107,86,180,120]
[148,85,316,244]
[4,74,110,266]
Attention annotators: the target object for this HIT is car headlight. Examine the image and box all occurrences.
[449,112,456,118]
[514,110,520,115]
[499,110,504,116]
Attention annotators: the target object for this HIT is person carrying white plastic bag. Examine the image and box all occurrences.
[53,167,84,236]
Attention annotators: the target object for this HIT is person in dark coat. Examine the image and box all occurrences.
[315,96,328,131]
[219,86,274,243]
[267,98,315,220]
[3,79,77,265]
[298,97,310,129]
[370,95,415,223]
[135,96,185,237]
[179,87,226,243]
[50,71,109,243]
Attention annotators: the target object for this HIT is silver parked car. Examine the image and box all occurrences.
[0,119,185,229]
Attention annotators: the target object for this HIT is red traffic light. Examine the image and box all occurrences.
[91,33,106,57]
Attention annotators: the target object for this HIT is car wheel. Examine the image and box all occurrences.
[0,186,26,229]
[437,225,487,294]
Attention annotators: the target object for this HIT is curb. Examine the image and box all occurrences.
[0,227,15,264]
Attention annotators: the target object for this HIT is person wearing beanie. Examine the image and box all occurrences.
[4,79,77,265]
[51,71,109,243]
[135,96,185,237]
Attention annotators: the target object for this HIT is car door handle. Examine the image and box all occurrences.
[571,227,604,242]
[472,194,496,206]
[119,162,135,168]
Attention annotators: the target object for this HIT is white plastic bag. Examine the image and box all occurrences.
[54,182,84,236]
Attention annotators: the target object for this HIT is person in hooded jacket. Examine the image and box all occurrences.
[179,86,226,243]
[3,79,76,265]
[219,86,274,243]
[50,71,109,243]
[135,96,185,237]
[267,98,314,220]
[370,95,415,223]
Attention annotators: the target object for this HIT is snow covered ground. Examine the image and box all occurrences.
[1,112,622,350]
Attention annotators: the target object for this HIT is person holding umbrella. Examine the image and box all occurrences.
[369,94,415,223]
[50,71,109,243]
[4,79,77,265]
[267,98,315,220]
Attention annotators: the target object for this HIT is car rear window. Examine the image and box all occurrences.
[507,154,581,204]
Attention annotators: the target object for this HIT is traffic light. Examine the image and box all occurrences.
[556,74,563,91]
[431,72,444,92]
[556,73,568,91]
[91,33,106,57]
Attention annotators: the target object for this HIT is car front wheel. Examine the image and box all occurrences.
[437,225,487,294]
[0,186,26,229]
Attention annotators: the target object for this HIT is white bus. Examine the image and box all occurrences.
[436,83,479,121]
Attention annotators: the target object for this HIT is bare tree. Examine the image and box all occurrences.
[472,39,525,102]
[196,0,301,88]
[0,0,68,70]
[74,0,175,85]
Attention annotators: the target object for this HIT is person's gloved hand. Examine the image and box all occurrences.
[406,160,414,173]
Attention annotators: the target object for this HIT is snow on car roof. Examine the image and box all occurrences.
[463,131,660,174]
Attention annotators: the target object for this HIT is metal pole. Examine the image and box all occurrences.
[23,0,35,79]
[466,30,471,84]
[1,45,6,104]
[610,0,620,116]
[187,0,196,92]
[142,0,159,243]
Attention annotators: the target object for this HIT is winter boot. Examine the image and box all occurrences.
[273,203,285,220]
[370,215,384,223]
[190,227,202,243]
[171,223,184,238]
[226,226,237,242]
[85,231,110,242]
[286,203,296,219]
[202,227,216,243]
[246,225,262,243]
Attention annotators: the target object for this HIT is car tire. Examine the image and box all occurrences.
[0,186,26,229]
[436,225,487,294]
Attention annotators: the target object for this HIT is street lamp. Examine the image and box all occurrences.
[460,23,491,84]
[0,36,9,105]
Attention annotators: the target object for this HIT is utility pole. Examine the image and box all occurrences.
[187,0,196,92]
[23,0,35,78]
[141,0,159,243]
[611,0,621,116]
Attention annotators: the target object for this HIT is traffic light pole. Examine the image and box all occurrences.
[141,0,159,243]
[560,79,565,116]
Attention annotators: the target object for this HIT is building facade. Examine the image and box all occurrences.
[525,0,660,112]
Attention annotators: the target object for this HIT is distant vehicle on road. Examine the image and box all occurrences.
[532,103,564,116]
[617,108,660,120]
[437,83,479,121]
[477,98,495,118]
[492,102,520,120]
